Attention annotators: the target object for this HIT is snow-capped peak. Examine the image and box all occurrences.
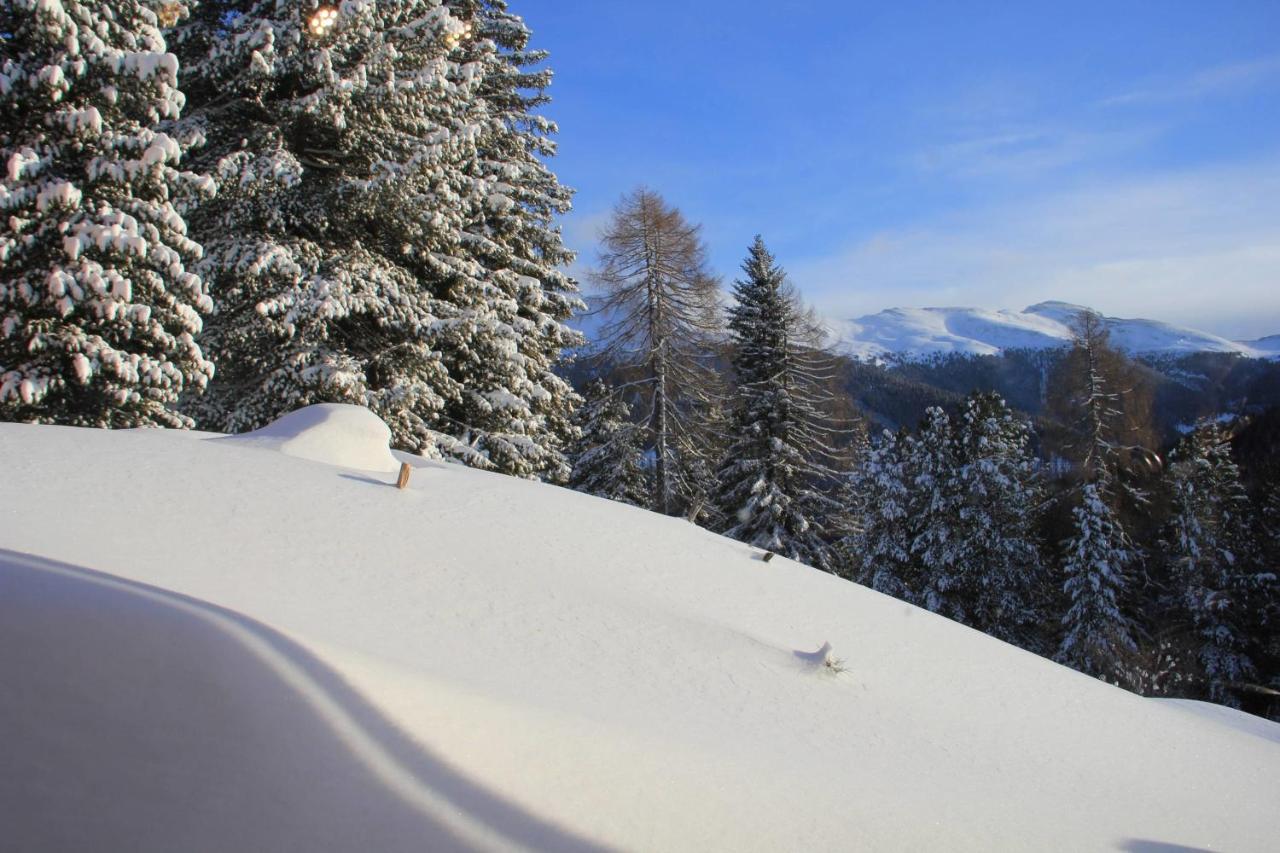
[832,302,1279,361]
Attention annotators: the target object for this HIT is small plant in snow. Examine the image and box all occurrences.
[796,640,846,675]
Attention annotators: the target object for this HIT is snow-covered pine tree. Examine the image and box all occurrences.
[568,377,649,507]
[906,406,964,618]
[175,1,581,478]
[417,0,584,480]
[173,1,463,446]
[1053,310,1142,686]
[713,237,838,570]
[1164,422,1273,705]
[590,188,722,514]
[847,428,919,601]
[1057,476,1139,686]
[1,0,214,427]
[950,392,1046,649]
[1264,488,1280,716]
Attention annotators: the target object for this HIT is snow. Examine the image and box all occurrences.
[218,403,400,473]
[830,300,1279,360]
[2,412,1279,851]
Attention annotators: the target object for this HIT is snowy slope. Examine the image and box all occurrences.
[830,301,1278,360]
[3,407,1279,852]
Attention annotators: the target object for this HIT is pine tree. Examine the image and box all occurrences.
[1164,422,1272,705]
[713,237,837,570]
[950,392,1046,649]
[848,428,918,601]
[1057,478,1139,685]
[568,378,649,507]
[590,188,721,514]
[1054,312,1140,686]
[907,407,963,617]
[418,0,584,479]
[173,1,463,444]
[1,0,214,427]
[175,1,581,478]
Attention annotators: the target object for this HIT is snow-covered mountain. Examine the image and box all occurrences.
[571,296,1279,361]
[3,406,1279,851]
[832,301,1280,360]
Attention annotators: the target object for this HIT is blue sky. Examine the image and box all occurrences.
[517,0,1280,339]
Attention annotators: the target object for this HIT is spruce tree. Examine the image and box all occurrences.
[1,0,214,427]
[908,406,963,617]
[1057,477,1139,686]
[713,237,837,569]
[1164,422,1271,705]
[173,1,462,444]
[421,0,584,479]
[951,392,1046,649]
[175,1,581,478]
[848,428,918,601]
[1052,313,1142,683]
[568,378,649,507]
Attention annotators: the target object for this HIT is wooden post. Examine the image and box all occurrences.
[396,462,412,490]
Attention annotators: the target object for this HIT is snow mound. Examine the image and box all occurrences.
[220,404,399,473]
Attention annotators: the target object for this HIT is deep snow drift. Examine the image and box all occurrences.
[2,406,1278,852]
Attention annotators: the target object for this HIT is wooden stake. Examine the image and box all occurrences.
[396,462,412,490]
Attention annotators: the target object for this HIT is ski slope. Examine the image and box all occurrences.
[2,405,1278,852]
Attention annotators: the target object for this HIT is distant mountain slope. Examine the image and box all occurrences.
[832,301,1278,360]
[570,296,1278,362]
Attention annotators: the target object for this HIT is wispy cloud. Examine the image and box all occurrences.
[1102,55,1280,107]
[789,157,1280,340]
[912,126,1157,179]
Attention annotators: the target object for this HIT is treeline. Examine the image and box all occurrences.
[856,347,1280,441]
[571,191,1279,719]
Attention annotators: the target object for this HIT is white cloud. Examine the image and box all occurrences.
[789,158,1280,340]
[1102,55,1280,107]
[912,126,1158,179]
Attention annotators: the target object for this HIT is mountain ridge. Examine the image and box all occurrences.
[831,301,1280,361]
[570,296,1279,361]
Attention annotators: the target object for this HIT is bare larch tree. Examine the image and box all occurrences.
[590,188,721,514]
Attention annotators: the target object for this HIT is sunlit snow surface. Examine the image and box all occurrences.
[2,406,1278,852]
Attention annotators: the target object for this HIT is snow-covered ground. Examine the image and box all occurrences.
[2,405,1278,852]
